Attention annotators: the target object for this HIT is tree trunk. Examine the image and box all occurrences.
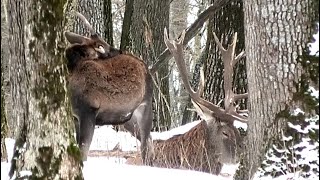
[1,0,9,162]
[120,0,134,50]
[130,0,171,131]
[235,0,319,179]
[168,0,189,128]
[204,0,247,108]
[1,64,8,162]
[74,0,113,45]
[7,1,83,179]
[181,0,208,125]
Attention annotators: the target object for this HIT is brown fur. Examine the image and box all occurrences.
[64,16,154,163]
[69,53,147,111]
[151,120,222,174]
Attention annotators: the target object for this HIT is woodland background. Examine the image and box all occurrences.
[1,0,319,179]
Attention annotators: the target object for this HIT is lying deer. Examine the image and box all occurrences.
[64,12,154,164]
[126,29,248,175]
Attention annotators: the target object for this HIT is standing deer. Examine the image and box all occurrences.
[130,29,248,175]
[64,12,154,164]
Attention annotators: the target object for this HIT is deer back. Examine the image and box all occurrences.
[152,120,222,174]
[68,52,149,113]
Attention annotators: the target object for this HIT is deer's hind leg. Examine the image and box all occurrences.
[125,102,154,165]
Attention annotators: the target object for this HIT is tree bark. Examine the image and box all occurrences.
[1,0,9,162]
[74,0,113,45]
[168,0,189,128]
[120,0,134,50]
[1,63,8,162]
[204,0,246,108]
[235,0,319,179]
[130,0,171,131]
[7,1,83,179]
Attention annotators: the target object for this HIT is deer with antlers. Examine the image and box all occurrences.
[64,12,154,164]
[130,29,248,175]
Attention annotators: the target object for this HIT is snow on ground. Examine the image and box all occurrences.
[1,119,318,180]
[83,157,222,180]
[1,122,236,180]
[308,23,319,56]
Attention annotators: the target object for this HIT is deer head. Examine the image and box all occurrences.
[164,28,248,164]
[64,12,121,70]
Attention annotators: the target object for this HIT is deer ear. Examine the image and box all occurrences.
[64,31,90,44]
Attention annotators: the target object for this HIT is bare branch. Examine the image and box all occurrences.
[150,0,235,74]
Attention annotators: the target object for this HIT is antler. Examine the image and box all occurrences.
[212,32,248,119]
[74,12,112,54]
[164,28,247,123]
[75,12,97,36]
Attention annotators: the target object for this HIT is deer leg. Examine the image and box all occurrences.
[127,101,154,165]
[78,112,96,161]
[123,119,141,141]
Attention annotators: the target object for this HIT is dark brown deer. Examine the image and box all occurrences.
[64,12,154,164]
[133,29,248,175]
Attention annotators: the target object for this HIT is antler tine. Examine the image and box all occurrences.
[75,12,96,35]
[164,28,247,123]
[212,32,248,122]
[196,67,205,97]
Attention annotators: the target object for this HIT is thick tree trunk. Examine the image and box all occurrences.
[130,0,171,131]
[1,0,9,162]
[120,0,134,50]
[204,0,247,108]
[235,0,318,179]
[75,0,113,45]
[7,1,83,179]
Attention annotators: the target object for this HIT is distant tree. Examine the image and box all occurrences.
[235,0,319,179]
[7,1,83,178]
[125,0,171,131]
[168,0,190,128]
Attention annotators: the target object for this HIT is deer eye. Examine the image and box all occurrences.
[94,45,105,54]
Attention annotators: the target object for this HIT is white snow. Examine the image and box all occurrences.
[308,23,319,56]
[2,119,318,180]
[1,124,237,180]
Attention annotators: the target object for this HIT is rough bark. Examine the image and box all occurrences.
[204,0,247,108]
[1,63,8,162]
[74,0,113,45]
[7,0,83,179]
[130,0,171,131]
[1,0,9,162]
[235,0,319,179]
[120,0,134,50]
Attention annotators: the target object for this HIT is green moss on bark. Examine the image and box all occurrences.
[29,0,70,120]
[67,142,82,163]
[31,147,62,178]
